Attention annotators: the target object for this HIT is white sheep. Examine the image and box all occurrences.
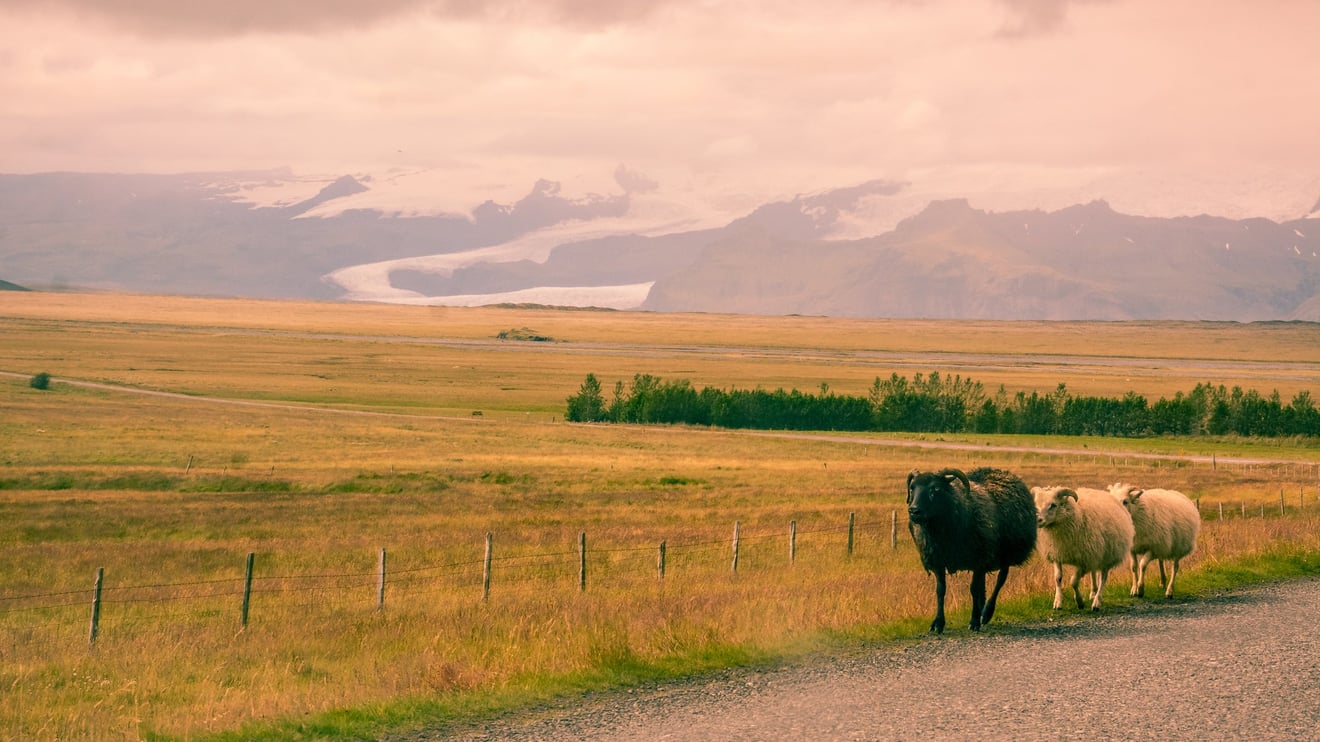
[1107,483,1200,598]
[1032,486,1135,611]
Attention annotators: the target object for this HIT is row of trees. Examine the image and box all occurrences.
[565,371,1320,438]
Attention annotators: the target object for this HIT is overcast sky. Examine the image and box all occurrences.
[2,0,1318,217]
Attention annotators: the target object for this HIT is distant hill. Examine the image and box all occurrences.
[1,278,31,291]
[1,170,1317,320]
[645,199,1320,321]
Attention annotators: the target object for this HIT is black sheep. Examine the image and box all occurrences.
[906,467,1037,634]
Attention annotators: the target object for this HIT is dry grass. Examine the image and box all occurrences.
[5,292,1320,402]
[0,293,1318,739]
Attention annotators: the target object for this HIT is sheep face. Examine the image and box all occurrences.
[906,469,967,526]
[1109,483,1144,511]
[1034,486,1078,529]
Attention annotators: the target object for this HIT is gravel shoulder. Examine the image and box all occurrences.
[411,576,1320,741]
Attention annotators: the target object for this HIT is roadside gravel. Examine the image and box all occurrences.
[409,577,1320,741]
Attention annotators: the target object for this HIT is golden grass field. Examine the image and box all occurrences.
[1,292,1319,740]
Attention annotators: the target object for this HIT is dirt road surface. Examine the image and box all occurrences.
[416,577,1320,741]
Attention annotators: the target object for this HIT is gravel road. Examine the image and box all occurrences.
[417,577,1320,741]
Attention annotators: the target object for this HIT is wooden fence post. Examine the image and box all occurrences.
[377,548,387,611]
[731,521,740,573]
[1279,489,1285,516]
[241,552,254,629]
[578,531,587,593]
[847,512,855,556]
[658,540,666,581]
[789,520,797,564]
[1218,502,1224,520]
[89,568,104,646]
[891,510,898,550]
[483,532,493,602]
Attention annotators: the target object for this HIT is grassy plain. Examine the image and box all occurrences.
[1,292,1319,739]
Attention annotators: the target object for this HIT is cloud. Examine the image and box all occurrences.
[0,0,676,37]
[0,0,433,36]
[995,0,1110,37]
[437,0,676,28]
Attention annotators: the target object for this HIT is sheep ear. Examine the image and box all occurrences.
[1129,489,1144,500]
[1059,488,1078,501]
[907,469,920,490]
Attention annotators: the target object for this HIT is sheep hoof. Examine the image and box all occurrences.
[929,619,945,634]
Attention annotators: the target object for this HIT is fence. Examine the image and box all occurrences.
[3,484,1317,650]
[1198,486,1312,521]
[1,512,891,648]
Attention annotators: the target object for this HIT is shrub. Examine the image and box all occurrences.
[29,372,51,390]
[565,373,608,422]
[496,327,553,342]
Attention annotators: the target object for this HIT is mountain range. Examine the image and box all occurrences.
[2,169,1318,321]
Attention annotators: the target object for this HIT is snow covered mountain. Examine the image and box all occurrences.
[2,167,1318,320]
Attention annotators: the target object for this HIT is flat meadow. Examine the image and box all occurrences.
[2,292,1319,740]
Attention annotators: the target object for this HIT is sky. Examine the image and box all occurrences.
[2,0,1319,221]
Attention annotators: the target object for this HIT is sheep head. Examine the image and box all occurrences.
[906,468,968,525]
[1107,483,1144,509]
[1033,485,1077,528]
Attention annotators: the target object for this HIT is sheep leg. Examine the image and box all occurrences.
[1164,559,1180,598]
[1131,553,1150,598]
[1070,567,1084,610]
[1157,559,1169,590]
[981,567,1010,627]
[1051,561,1065,610]
[969,569,987,631]
[1090,569,1108,611]
[930,569,947,634]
